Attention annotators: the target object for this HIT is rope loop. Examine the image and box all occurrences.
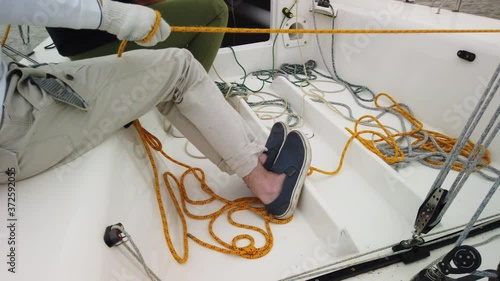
[131,118,293,261]
[118,10,162,57]
[308,92,491,176]
[138,10,162,44]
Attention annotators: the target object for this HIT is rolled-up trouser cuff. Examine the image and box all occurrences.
[223,139,265,178]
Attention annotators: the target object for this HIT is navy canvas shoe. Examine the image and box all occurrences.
[263,122,288,170]
[265,130,311,219]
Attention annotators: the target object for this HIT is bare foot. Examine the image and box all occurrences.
[243,154,285,205]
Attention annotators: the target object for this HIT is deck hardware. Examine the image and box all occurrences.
[407,63,500,281]
[393,188,448,251]
[411,246,483,281]
[311,0,336,17]
[437,245,482,275]
[416,188,449,235]
[310,218,500,281]
[392,233,425,251]
[400,247,431,264]
[283,17,310,48]
[457,50,476,62]
[103,223,163,281]
[282,7,294,19]
[103,222,127,247]
[317,0,330,8]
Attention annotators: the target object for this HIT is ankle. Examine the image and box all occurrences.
[243,163,284,205]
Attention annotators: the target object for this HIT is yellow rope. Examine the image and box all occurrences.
[117,10,162,57]
[113,11,492,263]
[1,10,491,262]
[118,12,290,263]
[171,26,500,34]
[308,93,491,176]
[132,120,291,262]
[1,24,11,47]
[139,10,163,44]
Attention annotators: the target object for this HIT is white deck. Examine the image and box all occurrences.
[1,0,499,280]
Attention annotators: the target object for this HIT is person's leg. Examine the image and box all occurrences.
[0,48,309,218]
[0,48,262,182]
[69,0,228,72]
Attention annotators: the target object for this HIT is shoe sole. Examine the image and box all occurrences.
[273,130,312,220]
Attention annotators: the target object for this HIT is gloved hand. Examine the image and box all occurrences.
[98,0,171,47]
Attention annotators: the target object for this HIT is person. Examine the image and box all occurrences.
[0,0,311,219]
[45,0,228,72]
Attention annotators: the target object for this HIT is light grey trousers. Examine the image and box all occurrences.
[0,48,265,184]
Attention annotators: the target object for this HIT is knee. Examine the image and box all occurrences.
[163,48,195,65]
[214,0,229,18]
[177,49,198,70]
[166,48,205,76]
[206,0,229,24]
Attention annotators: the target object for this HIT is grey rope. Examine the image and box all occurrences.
[471,270,498,278]
[309,1,422,145]
[111,225,163,281]
[217,81,302,127]
[435,106,500,224]
[426,62,500,199]
[376,116,500,182]
[411,62,500,275]
[312,3,376,103]
[310,2,421,168]
[447,105,500,196]
[247,98,302,127]
[312,4,381,106]
[455,179,500,247]
[311,2,498,182]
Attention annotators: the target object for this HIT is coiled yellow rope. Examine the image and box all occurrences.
[307,93,490,176]
[1,12,492,263]
[119,12,291,263]
[133,120,291,262]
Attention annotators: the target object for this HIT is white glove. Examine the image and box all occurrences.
[98,0,171,47]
